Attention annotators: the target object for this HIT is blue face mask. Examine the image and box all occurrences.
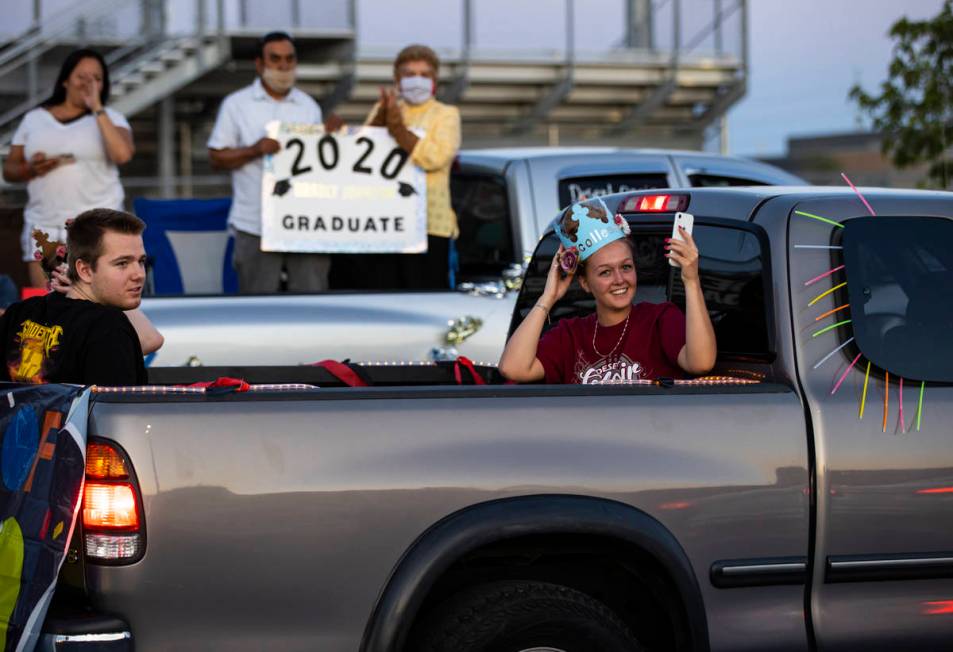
[399,76,433,105]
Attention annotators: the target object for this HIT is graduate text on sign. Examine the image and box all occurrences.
[261,122,427,253]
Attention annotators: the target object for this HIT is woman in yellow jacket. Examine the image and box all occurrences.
[366,44,461,289]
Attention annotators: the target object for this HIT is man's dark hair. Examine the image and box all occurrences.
[257,31,295,59]
[67,208,145,282]
[43,48,110,109]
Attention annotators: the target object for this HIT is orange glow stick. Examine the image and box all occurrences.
[815,304,849,322]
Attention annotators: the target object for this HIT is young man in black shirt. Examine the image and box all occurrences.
[1,208,149,385]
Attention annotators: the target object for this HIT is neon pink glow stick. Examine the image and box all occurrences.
[899,377,905,434]
[831,353,863,395]
[841,172,877,216]
[804,265,846,287]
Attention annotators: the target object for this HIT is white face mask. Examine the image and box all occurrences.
[399,76,433,105]
[261,67,296,94]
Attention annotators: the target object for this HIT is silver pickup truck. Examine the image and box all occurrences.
[143,147,801,367]
[37,185,953,651]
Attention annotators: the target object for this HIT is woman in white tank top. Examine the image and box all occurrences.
[3,48,135,289]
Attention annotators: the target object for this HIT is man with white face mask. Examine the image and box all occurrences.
[363,44,462,289]
[208,32,333,293]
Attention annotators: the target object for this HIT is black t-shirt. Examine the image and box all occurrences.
[0,293,147,386]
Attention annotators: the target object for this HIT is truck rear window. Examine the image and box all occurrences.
[558,174,669,207]
[451,173,515,279]
[842,216,953,382]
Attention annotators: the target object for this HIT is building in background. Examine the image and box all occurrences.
[762,131,938,189]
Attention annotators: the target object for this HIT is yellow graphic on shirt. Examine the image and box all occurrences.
[7,320,62,384]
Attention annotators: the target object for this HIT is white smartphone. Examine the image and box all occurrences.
[669,211,694,267]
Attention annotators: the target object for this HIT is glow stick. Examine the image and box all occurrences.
[794,245,843,249]
[805,265,846,287]
[808,282,848,307]
[815,304,849,322]
[831,353,862,395]
[899,377,905,434]
[812,319,852,337]
[917,382,925,432]
[859,361,871,419]
[883,371,889,433]
[794,210,845,229]
[841,172,877,217]
[814,337,854,369]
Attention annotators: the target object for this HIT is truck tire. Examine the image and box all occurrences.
[415,580,645,652]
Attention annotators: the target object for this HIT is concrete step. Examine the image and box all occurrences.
[139,61,167,76]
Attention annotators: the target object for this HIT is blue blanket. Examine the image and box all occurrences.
[0,384,88,652]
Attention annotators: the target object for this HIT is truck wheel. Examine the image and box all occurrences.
[415,580,644,652]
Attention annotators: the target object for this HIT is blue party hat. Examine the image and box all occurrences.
[553,197,630,261]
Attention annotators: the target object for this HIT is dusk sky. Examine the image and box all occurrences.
[357,0,945,157]
[730,0,943,156]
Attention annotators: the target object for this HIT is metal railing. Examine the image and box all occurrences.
[0,0,357,141]
[354,0,743,63]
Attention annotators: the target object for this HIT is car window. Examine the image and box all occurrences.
[675,154,804,187]
[451,172,515,280]
[558,174,670,207]
[689,174,770,188]
[841,216,953,382]
[669,224,771,357]
[512,218,773,360]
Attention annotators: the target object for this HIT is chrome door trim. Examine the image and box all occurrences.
[710,557,808,588]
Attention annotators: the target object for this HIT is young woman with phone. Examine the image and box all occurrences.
[498,198,716,384]
[2,49,134,288]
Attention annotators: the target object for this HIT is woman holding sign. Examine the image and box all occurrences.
[365,44,462,289]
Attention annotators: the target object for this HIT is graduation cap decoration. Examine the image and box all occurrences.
[397,182,417,197]
[272,179,292,197]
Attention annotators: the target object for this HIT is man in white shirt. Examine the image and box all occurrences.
[207,32,330,293]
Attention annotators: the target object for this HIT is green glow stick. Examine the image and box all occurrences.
[812,319,852,338]
[917,382,925,432]
[794,210,845,229]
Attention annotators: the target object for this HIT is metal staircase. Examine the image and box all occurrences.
[0,0,231,151]
[108,35,230,117]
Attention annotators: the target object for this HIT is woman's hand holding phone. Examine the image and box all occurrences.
[666,212,700,282]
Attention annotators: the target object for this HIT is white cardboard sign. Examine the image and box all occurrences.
[261,122,427,253]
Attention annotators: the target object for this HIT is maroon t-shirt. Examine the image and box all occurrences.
[536,302,687,384]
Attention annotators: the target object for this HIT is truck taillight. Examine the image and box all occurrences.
[84,484,138,529]
[86,443,129,479]
[620,193,689,213]
[83,441,144,563]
